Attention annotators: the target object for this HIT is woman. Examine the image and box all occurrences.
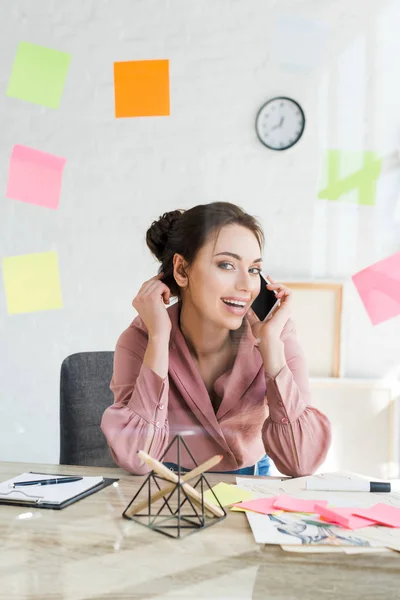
[101,202,331,476]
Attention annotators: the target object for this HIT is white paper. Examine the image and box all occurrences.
[0,472,104,505]
[245,511,381,548]
[357,527,400,553]
[280,545,391,554]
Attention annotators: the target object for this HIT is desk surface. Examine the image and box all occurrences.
[1,461,400,600]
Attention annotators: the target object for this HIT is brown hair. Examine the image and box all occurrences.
[146,201,265,299]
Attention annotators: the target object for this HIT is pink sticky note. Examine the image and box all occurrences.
[352,252,400,325]
[6,144,66,209]
[352,504,400,528]
[273,494,328,513]
[232,497,280,515]
[314,504,375,530]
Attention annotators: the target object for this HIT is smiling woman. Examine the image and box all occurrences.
[101,202,332,477]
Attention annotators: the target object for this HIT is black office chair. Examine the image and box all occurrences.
[59,351,118,467]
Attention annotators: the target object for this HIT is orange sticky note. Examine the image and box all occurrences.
[114,59,170,118]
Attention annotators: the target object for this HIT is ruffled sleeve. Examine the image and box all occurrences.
[100,322,170,475]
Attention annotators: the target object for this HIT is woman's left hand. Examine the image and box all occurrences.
[247,276,293,342]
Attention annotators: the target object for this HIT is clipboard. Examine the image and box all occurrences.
[0,471,119,510]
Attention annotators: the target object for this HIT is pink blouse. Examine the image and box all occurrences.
[101,301,331,476]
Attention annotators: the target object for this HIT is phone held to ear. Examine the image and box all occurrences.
[251,273,281,322]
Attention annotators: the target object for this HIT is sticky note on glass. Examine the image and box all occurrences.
[352,252,400,325]
[7,42,71,108]
[2,252,63,315]
[6,145,66,209]
[114,59,170,118]
[314,504,375,530]
[272,16,330,72]
[203,482,255,507]
[231,497,282,516]
[272,494,328,514]
[318,150,382,206]
[352,504,400,528]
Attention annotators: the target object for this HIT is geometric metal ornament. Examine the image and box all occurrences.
[122,434,227,539]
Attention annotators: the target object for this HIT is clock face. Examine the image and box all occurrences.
[255,97,305,151]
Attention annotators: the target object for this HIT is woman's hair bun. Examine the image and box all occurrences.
[146,209,183,261]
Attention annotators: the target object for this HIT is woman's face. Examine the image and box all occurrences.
[182,224,263,329]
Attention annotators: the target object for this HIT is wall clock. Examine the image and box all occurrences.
[255,97,305,151]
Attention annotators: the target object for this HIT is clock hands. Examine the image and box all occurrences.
[256,97,305,150]
[270,116,285,131]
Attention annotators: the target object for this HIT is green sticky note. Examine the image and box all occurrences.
[7,42,71,108]
[2,252,63,314]
[203,482,255,507]
[318,149,382,206]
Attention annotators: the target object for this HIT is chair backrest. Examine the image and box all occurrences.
[59,351,117,467]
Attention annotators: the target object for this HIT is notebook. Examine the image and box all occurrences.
[0,471,119,509]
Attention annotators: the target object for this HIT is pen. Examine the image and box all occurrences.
[305,478,391,493]
[13,477,83,487]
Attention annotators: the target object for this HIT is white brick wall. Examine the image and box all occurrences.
[1,0,400,462]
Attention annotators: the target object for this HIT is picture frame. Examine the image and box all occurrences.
[282,281,343,377]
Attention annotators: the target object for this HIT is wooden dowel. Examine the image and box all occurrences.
[127,451,224,518]
[125,454,223,517]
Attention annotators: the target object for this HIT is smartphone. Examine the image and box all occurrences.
[251,273,281,322]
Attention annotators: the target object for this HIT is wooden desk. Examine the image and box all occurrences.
[1,462,400,600]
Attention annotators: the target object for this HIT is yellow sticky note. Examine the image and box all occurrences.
[203,482,255,507]
[2,251,63,314]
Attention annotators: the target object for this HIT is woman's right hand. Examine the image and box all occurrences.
[132,273,172,338]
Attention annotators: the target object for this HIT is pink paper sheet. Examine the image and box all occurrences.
[232,497,280,515]
[352,252,400,325]
[314,503,375,530]
[352,504,400,528]
[6,145,66,209]
[273,494,328,513]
